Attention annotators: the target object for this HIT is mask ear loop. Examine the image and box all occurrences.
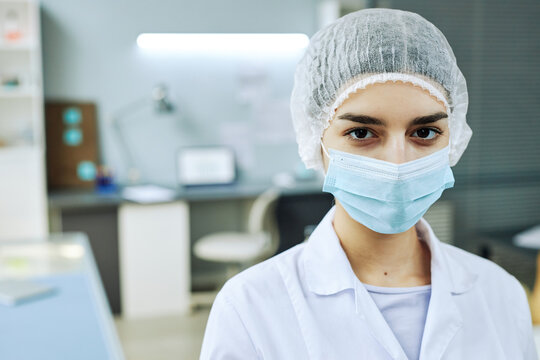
[447,111,454,166]
[320,140,331,159]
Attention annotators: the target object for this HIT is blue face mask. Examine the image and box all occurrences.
[321,144,455,234]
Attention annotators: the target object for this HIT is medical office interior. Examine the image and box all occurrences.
[0,0,539,359]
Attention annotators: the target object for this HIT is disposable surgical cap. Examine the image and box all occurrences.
[290,8,472,170]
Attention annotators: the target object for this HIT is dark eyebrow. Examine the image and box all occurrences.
[337,112,448,126]
[409,112,448,126]
[337,113,384,125]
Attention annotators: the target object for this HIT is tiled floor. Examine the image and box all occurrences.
[114,307,211,360]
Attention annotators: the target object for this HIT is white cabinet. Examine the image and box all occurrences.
[119,202,191,318]
[0,0,47,240]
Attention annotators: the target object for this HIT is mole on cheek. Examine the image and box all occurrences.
[384,272,388,276]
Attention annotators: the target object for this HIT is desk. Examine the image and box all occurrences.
[48,180,331,318]
[0,233,124,360]
[48,180,325,208]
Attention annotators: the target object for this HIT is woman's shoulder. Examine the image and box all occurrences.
[440,242,525,294]
[217,242,308,304]
[203,243,313,358]
[441,242,534,353]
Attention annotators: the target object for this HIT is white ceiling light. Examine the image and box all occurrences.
[136,33,309,55]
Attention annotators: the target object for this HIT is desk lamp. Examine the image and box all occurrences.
[110,84,175,184]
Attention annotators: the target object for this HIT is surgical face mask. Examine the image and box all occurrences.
[321,143,455,234]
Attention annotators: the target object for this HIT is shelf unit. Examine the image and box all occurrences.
[0,0,47,240]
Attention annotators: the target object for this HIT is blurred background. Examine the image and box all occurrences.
[0,0,539,359]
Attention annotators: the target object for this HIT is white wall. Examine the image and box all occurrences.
[40,0,318,185]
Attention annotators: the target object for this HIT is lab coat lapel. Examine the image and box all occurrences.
[418,267,463,360]
[416,218,472,360]
[354,278,409,360]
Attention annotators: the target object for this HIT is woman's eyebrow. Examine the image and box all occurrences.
[409,112,448,126]
[337,112,448,126]
[337,113,384,125]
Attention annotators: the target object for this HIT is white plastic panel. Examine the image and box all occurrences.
[119,201,190,318]
[0,146,48,240]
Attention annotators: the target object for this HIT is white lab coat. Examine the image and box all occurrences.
[200,206,538,359]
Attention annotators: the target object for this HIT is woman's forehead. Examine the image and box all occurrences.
[334,81,448,119]
[332,73,450,113]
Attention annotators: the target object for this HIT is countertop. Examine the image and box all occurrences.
[48,178,325,209]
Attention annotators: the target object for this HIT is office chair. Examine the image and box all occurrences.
[193,187,281,288]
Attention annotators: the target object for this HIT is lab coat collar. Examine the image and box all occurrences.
[303,206,478,359]
[303,205,478,297]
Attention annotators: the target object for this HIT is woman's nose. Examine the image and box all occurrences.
[381,138,409,164]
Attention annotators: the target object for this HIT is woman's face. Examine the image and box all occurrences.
[321,81,450,171]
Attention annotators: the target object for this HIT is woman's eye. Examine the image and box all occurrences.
[412,128,439,140]
[347,128,374,140]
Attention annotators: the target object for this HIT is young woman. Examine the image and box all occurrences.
[200,8,537,360]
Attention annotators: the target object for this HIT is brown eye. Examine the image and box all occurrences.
[348,128,374,140]
[412,128,438,140]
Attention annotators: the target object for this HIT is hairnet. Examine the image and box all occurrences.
[290,8,472,170]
